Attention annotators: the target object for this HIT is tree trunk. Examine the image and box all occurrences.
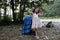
[11,0,16,22]
[4,4,6,19]
[19,0,25,23]
[0,8,1,20]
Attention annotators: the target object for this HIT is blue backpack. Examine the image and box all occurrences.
[22,15,35,35]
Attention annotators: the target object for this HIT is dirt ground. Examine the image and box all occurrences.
[0,25,60,40]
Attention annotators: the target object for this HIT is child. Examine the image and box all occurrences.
[31,6,43,40]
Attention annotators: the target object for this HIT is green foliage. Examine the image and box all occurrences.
[0,0,60,25]
[0,0,2,2]
[0,15,12,25]
[41,0,60,17]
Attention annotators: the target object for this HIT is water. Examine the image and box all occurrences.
[42,21,60,28]
[53,22,60,28]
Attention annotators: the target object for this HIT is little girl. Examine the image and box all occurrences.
[31,6,43,40]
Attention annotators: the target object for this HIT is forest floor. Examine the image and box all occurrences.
[0,19,60,40]
[0,25,60,40]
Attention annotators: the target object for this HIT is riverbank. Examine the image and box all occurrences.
[40,19,60,22]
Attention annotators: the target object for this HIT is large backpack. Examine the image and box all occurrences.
[22,16,32,34]
[22,15,35,35]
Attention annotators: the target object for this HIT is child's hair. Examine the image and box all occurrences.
[32,6,42,13]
